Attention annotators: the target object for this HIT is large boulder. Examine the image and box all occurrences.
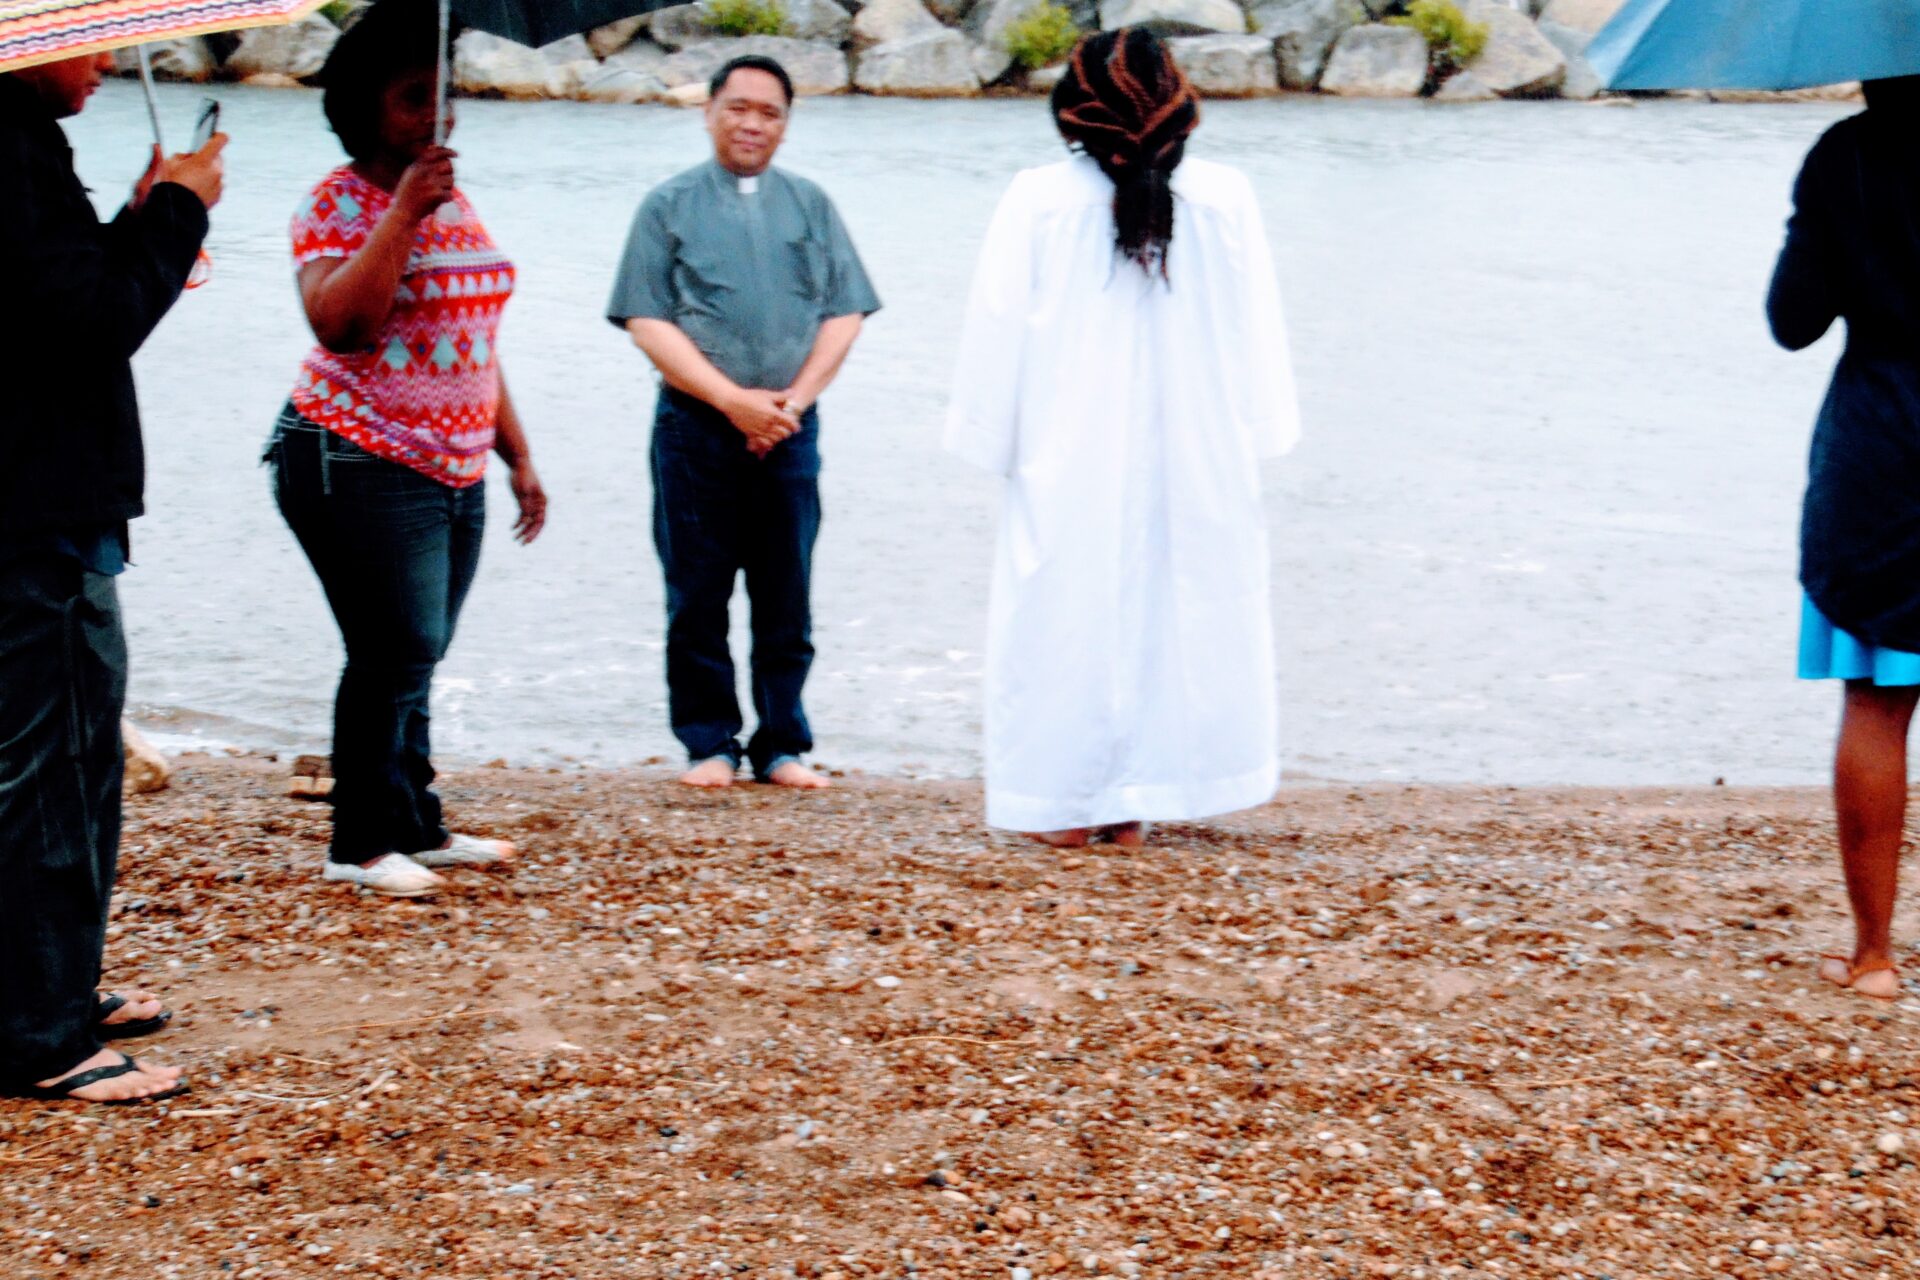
[854,0,943,48]
[1538,0,1626,34]
[1457,0,1565,96]
[1318,24,1427,97]
[1250,0,1355,90]
[1098,0,1245,37]
[579,44,670,103]
[224,13,339,81]
[1537,19,1602,99]
[588,16,650,57]
[122,722,169,795]
[650,4,716,50]
[661,36,852,94]
[853,29,982,95]
[787,0,855,41]
[115,39,217,82]
[454,32,597,99]
[1168,35,1279,96]
[1431,68,1496,101]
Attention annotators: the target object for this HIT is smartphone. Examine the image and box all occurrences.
[191,98,220,150]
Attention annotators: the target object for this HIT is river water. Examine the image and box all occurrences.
[65,81,1856,785]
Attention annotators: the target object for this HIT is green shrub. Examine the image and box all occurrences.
[320,0,359,25]
[703,0,788,37]
[1389,0,1488,75]
[1002,3,1081,71]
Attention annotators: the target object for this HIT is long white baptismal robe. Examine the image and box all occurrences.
[945,154,1300,832]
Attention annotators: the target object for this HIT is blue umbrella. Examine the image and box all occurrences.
[1588,0,1920,91]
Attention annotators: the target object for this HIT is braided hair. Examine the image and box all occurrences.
[1051,28,1201,280]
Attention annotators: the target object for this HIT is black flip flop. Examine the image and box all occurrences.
[7,1052,189,1106]
[96,993,172,1040]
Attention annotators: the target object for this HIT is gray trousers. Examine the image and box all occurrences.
[0,552,125,1087]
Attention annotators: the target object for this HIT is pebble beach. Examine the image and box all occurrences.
[2,758,1916,1278]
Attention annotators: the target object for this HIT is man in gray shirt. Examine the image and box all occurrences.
[609,55,880,791]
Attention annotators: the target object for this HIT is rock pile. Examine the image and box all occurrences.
[117,0,1854,102]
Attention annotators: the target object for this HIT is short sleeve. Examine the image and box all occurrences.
[1228,173,1300,459]
[291,174,372,269]
[943,173,1035,477]
[816,197,881,319]
[606,191,679,328]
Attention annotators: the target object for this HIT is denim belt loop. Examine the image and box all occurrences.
[320,427,333,497]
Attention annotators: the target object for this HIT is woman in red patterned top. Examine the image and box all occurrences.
[268,0,547,898]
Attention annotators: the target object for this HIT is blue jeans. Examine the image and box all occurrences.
[268,409,485,864]
[0,553,125,1086]
[651,388,821,777]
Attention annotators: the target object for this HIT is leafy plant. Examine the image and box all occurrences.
[703,0,788,38]
[1001,3,1081,72]
[319,0,360,26]
[1389,0,1489,75]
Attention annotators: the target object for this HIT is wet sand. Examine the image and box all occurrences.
[3,759,1917,1278]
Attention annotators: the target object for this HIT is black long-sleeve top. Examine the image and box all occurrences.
[1768,98,1920,651]
[0,75,208,539]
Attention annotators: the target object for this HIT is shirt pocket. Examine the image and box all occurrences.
[786,237,829,302]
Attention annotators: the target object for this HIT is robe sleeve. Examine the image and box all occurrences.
[944,173,1035,476]
[1230,173,1301,459]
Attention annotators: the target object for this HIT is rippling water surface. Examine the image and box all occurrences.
[67,83,1855,784]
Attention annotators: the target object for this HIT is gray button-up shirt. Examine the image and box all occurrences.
[607,160,881,393]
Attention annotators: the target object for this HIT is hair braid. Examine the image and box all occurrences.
[1051,27,1200,280]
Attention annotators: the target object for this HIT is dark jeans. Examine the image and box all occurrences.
[651,388,821,777]
[268,409,484,865]
[0,553,125,1087]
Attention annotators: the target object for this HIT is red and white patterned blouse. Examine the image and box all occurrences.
[288,166,516,488]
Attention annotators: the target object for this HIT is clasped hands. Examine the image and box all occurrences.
[722,387,810,459]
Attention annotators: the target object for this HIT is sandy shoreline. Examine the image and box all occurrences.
[3,756,1916,1278]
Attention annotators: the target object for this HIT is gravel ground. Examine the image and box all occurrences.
[3,757,1918,1280]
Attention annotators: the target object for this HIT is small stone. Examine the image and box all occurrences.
[1012,1269,1034,1280]
[875,975,903,988]
[1876,1132,1905,1155]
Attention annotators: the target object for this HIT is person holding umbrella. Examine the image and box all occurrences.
[1771,76,1920,1001]
[268,0,545,897]
[0,49,223,1102]
[1590,2,1920,1000]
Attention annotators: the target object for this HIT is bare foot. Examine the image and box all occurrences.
[1027,829,1090,848]
[766,761,831,789]
[99,990,164,1027]
[35,1049,185,1104]
[1819,954,1902,1000]
[1101,823,1147,848]
[678,759,737,788]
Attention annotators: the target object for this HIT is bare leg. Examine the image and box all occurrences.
[1827,681,1918,993]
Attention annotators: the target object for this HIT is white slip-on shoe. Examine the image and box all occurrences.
[322,853,445,897]
[411,833,517,869]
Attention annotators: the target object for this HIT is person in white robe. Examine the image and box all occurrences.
[944,28,1299,847]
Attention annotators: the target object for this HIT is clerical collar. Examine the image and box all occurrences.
[738,175,759,195]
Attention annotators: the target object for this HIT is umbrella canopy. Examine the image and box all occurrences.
[1588,0,1920,91]
[451,0,683,47]
[0,0,328,74]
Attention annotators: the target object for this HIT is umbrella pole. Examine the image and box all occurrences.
[136,44,165,152]
[434,0,452,146]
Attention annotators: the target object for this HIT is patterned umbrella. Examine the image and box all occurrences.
[0,0,329,74]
